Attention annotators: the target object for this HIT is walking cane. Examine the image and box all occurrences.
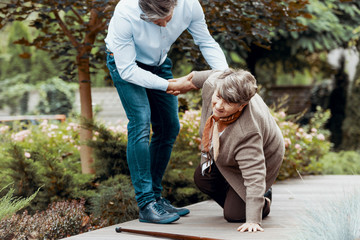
[115,227,223,240]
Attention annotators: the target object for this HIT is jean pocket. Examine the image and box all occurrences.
[106,55,118,74]
[158,58,173,79]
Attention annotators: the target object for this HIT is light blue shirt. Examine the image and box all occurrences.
[105,0,228,91]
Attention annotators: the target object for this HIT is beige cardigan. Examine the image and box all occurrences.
[192,70,285,224]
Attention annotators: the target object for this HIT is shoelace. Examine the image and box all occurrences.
[160,198,171,205]
[160,198,177,209]
[153,202,168,215]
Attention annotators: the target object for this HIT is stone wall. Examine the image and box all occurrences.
[74,87,128,125]
[264,85,313,115]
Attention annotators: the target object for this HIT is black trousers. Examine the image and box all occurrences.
[194,163,270,222]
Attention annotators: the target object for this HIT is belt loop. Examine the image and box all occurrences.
[106,48,114,56]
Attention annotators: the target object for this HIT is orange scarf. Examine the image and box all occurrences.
[201,109,244,161]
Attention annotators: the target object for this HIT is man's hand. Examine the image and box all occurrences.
[166,72,198,96]
[237,223,264,233]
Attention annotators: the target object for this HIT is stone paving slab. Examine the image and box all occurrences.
[64,175,360,240]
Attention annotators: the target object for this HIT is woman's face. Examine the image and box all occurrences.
[211,90,245,118]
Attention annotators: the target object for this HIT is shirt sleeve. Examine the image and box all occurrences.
[234,132,266,224]
[187,0,228,70]
[106,15,169,91]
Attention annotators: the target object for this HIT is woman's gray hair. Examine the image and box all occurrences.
[139,0,177,22]
[216,68,258,105]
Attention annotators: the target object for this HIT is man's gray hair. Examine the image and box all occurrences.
[139,0,178,21]
[216,68,258,105]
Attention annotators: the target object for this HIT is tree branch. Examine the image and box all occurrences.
[84,9,107,45]
[53,9,80,49]
[70,6,84,24]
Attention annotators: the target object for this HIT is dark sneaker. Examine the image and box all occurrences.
[157,197,190,216]
[139,201,180,224]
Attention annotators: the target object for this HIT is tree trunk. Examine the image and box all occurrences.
[327,55,349,149]
[77,54,94,174]
[245,44,267,79]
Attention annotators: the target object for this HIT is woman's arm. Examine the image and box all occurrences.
[191,70,216,89]
[234,131,267,230]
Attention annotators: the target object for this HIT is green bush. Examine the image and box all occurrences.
[89,175,138,226]
[163,110,208,206]
[36,77,77,116]
[0,120,94,212]
[318,151,360,175]
[82,119,129,181]
[81,120,140,223]
[273,107,332,180]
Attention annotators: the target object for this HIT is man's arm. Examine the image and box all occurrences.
[187,0,228,70]
[106,15,169,91]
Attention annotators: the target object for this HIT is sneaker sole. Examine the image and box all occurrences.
[177,209,190,216]
[139,214,180,224]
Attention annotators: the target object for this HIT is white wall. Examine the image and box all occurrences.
[0,87,128,126]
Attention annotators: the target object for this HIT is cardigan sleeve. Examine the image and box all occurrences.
[234,131,266,224]
[192,70,215,89]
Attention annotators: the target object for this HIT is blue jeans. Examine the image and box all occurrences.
[106,53,180,208]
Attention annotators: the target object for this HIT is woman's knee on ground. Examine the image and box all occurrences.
[224,198,270,223]
[223,207,246,223]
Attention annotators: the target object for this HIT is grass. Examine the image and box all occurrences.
[318,151,360,175]
[292,187,360,240]
[0,185,39,221]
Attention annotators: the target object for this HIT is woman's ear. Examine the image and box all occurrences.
[238,103,247,111]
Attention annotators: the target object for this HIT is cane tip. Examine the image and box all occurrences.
[115,227,122,233]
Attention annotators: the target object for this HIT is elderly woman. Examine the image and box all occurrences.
[175,69,284,232]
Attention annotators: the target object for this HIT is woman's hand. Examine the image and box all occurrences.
[237,222,264,233]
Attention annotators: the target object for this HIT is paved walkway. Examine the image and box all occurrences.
[64,175,360,240]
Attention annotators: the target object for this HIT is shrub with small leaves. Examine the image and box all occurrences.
[82,119,129,181]
[0,199,105,240]
[318,150,360,175]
